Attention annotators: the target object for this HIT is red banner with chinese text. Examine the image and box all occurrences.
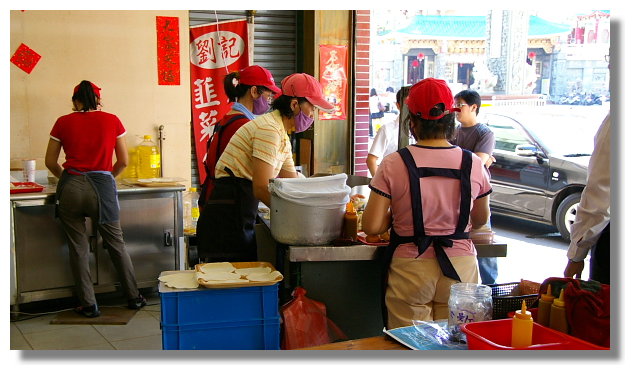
[190,19,249,183]
[156,16,180,85]
[319,45,348,120]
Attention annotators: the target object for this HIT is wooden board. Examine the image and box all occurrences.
[134,182,183,187]
[50,306,138,325]
[298,335,408,350]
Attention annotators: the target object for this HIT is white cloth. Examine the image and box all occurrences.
[566,114,611,262]
[269,173,351,208]
[368,116,399,160]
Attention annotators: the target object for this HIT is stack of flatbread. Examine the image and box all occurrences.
[158,272,199,289]
[196,262,283,285]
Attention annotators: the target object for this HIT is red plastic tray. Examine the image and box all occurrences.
[461,318,608,350]
[10,182,45,194]
[357,232,389,246]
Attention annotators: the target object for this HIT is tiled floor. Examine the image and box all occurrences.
[10,293,163,350]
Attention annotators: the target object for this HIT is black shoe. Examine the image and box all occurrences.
[127,295,147,310]
[74,304,101,318]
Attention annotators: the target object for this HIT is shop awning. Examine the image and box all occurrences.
[389,14,572,39]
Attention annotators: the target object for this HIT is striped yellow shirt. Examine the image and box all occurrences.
[215,110,296,180]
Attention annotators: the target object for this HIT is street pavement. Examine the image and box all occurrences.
[490,214,591,285]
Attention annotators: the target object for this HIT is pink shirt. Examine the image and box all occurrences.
[370,145,492,259]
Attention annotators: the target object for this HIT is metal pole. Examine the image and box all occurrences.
[158,125,165,177]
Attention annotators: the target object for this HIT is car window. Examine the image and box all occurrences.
[483,115,532,153]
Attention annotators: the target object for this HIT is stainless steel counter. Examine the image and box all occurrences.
[10,183,186,306]
[258,206,507,262]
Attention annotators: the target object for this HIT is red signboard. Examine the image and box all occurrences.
[11,43,41,74]
[156,16,180,85]
[319,45,348,120]
[190,19,249,183]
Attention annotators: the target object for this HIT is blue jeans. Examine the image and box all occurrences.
[478,257,498,285]
[477,217,498,285]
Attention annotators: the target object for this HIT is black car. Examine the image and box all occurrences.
[479,107,606,240]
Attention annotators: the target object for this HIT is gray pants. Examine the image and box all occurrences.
[57,174,139,306]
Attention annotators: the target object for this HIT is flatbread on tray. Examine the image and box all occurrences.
[234,266,272,277]
[196,271,242,281]
[246,270,283,282]
[158,272,199,289]
[198,262,236,273]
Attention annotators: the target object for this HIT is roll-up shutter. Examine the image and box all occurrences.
[188,10,298,187]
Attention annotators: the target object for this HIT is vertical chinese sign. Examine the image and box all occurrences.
[319,45,348,120]
[190,19,249,183]
[156,16,180,85]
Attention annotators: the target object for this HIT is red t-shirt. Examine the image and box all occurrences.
[370,145,492,259]
[50,111,126,172]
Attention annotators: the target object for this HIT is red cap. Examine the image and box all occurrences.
[73,81,101,98]
[238,65,281,95]
[281,73,334,111]
[406,78,459,120]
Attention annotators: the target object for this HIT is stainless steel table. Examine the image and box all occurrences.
[10,183,185,307]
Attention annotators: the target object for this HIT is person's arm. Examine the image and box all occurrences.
[366,126,387,176]
[111,136,129,178]
[564,114,611,277]
[362,191,392,235]
[470,194,490,228]
[277,168,299,178]
[252,157,275,207]
[474,152,490,166]
[45,138,63,178]
[366,154,379,176]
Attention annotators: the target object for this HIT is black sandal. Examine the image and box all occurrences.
[74,304,101,318]
[127,295,147,310]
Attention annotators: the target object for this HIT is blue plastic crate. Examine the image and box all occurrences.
[162,317,280,350]
[159,284,280,326]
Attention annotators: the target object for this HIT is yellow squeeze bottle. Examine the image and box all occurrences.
[511,300,533,348]
[549,288,569,334]
[537,284,555,326]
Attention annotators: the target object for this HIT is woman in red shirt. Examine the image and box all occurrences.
[45,80,145,318]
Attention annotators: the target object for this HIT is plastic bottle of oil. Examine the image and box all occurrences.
[118,146,138,180]
[137,135,161,179]
[537,284,555,326]
[511,299,534,348]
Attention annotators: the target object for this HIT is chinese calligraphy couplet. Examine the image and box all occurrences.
[189,19,249,183]
[319,45,348,120]
[156,16,180,85]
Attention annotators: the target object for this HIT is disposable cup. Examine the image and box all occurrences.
[22,159,36,182]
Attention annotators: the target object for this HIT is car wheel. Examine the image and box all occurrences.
[555,193,582,241]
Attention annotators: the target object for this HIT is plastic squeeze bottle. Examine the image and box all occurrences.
[342,201,358,241]
[537,284,555,326]
[549,288,569,333]
[511,299,534,348]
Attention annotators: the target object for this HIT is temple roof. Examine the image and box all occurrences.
[386,15,572,39]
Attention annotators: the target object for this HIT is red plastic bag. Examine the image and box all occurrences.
[280,287,347,349]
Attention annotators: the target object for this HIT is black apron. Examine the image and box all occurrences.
[196,167,259,262]
[378,147,474,326]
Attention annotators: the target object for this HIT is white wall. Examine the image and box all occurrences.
[10,10,192,185]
